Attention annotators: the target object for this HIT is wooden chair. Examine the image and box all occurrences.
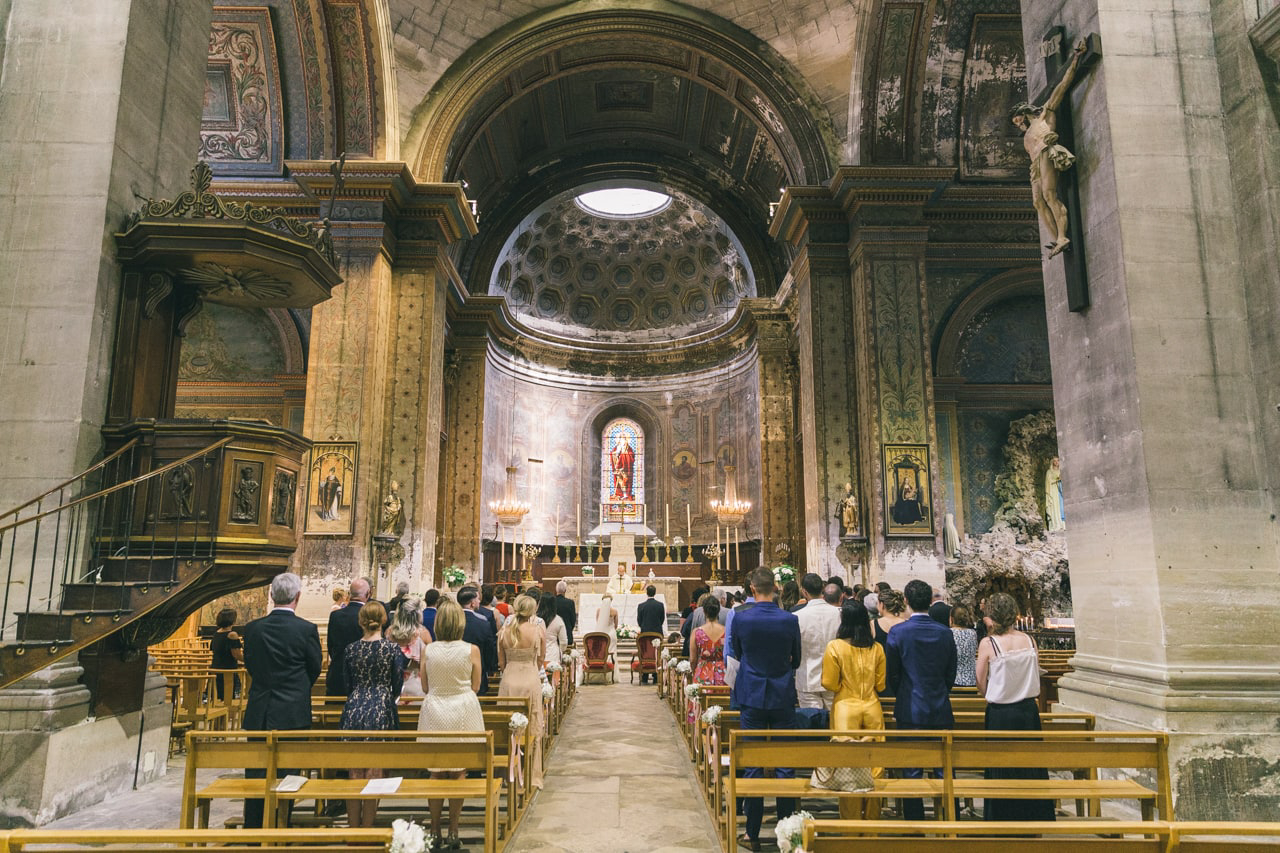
[174,673,229,731]
[629,631,663,683]
[581,632,615,684]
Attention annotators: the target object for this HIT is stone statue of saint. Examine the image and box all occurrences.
[1045,456,1065,532]
[379,479,405,536]
[836,482,859,537]
[943,512,961,563]
[1011,38,1088,259]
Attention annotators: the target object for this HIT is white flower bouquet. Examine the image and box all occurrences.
[509,711,529,733]
[442,565,466,587]
[676,659,691,674]
[541,683,554,700]
[773,564,796,586]
[684,683,702,699]
[546,661,562,672]
[562,653,574,665]
[701,704,723,724]
[774,810,814,853]
[616,625,636,639]
[390,818,430,853]
[661,647,672,661]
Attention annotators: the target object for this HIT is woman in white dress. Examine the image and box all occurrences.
[417,599,483,849]
[589,592,619,655]
[387,596,431,702]
[536,592,568,686]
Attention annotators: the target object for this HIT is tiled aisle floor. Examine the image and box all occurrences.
[506,676,722,853]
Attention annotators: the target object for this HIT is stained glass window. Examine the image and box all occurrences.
[601,418,644,522]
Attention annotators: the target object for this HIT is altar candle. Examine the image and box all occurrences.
[643,504,646,526]
[665,503,670,538]
[577,503,581,539]
[687,504,692,539]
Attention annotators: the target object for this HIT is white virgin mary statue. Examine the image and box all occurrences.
[1045,456,1065,532]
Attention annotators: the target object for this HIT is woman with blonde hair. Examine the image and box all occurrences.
[417,598,483,848]
[387,597,431,701]
[497,594,546,789]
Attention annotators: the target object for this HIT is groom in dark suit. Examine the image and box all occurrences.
[459,585,498,694]
[241,571,323,828]
[635,585,666,684]
[886,578,957,820]
[730,566,801,851]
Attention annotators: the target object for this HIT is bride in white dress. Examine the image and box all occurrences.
[588,592,619,654]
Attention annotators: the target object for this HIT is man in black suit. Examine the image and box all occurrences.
[241,571,322,828]
[325,577,370,696]
[635,585,666,684]
[459,585,498,694]
[553,580,577,647]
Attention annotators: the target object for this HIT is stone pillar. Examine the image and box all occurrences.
[769,193,864,581]
[438,299,498,582]
[1018,0,1280,819]
[747,302,804,569]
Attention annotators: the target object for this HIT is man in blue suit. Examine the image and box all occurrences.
[886,578,957,820]
[730,566,801,851]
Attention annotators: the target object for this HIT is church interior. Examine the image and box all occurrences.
[1,0,1280,841]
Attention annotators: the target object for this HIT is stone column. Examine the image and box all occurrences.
[769,192,864,580]
[1018,0,1280,819]
[746,302,804,568]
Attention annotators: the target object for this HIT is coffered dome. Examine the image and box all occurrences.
[488,187,755,342]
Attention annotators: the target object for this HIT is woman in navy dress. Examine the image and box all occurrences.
[339,601,405,827]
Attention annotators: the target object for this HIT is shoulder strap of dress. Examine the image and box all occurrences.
[988,635,1002,656]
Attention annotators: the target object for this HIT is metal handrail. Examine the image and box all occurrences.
[0,437,234,537]
[0,438,140,523]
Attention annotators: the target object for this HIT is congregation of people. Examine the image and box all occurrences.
[231,572,578,847]
[671,569,1052,851]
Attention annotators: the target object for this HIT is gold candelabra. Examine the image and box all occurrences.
[520,543,540,583]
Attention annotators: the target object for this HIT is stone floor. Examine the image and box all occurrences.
[42,675,725,852]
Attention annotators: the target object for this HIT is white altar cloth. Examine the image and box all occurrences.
[578,593,667,632]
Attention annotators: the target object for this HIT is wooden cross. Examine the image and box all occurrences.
[1031,28,1101,312]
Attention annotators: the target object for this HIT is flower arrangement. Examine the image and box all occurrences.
[661,648,672,661]
[442,565,466,587]
[562,653,574,665]
[664,657,679,670]
[546,661,562,673]
[390,818,430,853]
[616,625,636,639]
[773,564,796,586]
[701,704,723,725]
[684,683,702,699]
[774,810,814,853]
[509,711,529,733]
[581,565,594,576]
[541,683,554,700]
[676,659,691,674]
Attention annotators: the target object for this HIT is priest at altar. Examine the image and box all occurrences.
[604,560,642,595]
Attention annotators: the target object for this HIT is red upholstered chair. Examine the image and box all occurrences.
[630,632,663,684]
[582,632,615,684]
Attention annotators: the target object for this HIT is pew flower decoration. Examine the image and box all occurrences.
[774,810,814,853]
[390,818,430,853]
[661,648,672,662]
[546,661,562,672]
[541,683,555,700]
[676,659,692,674]
[701,704,723,725]
[684,684,702,699]
[442,565,466,587]
[509,712,529,734]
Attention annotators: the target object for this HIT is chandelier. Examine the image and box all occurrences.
[711,463,751,525]
[489,466,531,525]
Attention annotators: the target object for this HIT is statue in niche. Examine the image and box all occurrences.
[1045,456,1065,532]
[379,479,405,536]
[230,466,260,523]
[943,512,961,563]
[836,482,859,538]
[167,464,194,519]
[1011,38,1088,258]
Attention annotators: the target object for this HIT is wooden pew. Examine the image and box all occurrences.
[182,731,504,853]
[1173,822,1280,852]
[0,828,393,851]
[799,819,1168,852]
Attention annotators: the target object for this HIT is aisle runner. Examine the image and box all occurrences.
[506,678,721,852]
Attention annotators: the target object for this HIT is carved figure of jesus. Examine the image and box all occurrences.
[1011,38,1088,258]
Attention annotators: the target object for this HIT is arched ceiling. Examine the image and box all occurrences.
[488,188,754,342]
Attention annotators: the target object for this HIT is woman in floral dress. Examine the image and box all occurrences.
[339,601,404,827]
[688,594,725,723]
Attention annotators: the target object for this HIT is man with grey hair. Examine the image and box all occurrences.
[554,579,577,647]
[241,572,322,828]
[325,577,371,696]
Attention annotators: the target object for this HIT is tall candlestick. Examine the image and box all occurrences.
[686,503,692,539]
[665,503,670,538]
[734,526,741,582]
[577,503,581,540]
[642,504,646,527]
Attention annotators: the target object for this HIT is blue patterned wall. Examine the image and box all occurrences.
[955,294,1051,384]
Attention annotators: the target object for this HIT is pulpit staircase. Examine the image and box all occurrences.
[0,437,232,690]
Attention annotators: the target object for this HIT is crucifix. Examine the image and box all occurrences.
[1013,28,1101,312]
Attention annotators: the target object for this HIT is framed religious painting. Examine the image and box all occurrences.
[883,444,934,537]
[305,441,357,536]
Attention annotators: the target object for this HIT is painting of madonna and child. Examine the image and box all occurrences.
[884,444,933,536]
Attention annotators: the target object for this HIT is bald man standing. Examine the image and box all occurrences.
[325,577,370,696]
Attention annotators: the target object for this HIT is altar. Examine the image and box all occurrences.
[563,575,678,626]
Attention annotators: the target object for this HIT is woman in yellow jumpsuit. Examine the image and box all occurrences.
[821,602,887,818]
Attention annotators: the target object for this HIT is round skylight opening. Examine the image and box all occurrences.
[575,187,672,219]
